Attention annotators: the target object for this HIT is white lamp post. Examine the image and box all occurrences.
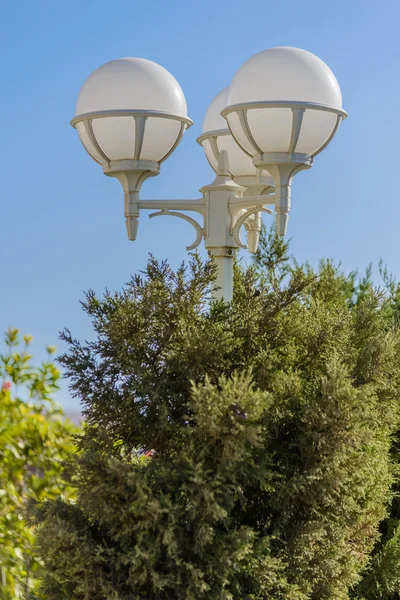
[71,48,347,301]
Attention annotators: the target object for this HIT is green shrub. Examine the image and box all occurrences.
[33,230,400,599]
[0,329,78,599]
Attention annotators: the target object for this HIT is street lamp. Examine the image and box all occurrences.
[71,47,347,301]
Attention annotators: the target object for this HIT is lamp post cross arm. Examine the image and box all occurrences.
[138,199,205,215]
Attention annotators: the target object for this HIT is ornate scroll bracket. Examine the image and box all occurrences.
[231,206,272,250]
[149,209,205,251]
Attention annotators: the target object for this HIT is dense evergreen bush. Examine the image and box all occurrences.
[33,229,400,599]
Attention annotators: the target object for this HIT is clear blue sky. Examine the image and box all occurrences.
[1,0,399,409]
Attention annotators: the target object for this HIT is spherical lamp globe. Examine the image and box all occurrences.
[72,57,192,166]
[70,58,192,241]
[197,87,273,192]
[223,47,346,160]
[222,47,347,235]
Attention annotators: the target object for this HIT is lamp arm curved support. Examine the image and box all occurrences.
[232,206,273,249]
[229,194,276,216]
[149,210,204,251]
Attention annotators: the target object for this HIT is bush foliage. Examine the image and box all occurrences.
[33,228,400,599]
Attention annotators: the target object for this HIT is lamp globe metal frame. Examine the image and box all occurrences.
[71,48,347,301]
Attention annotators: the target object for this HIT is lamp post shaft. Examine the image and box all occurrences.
[200,151,246,301]
[209,249,237,301]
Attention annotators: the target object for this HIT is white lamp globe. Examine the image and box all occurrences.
[71,58,192,165]
[198,87,273,191]
[198,87,256,176]
[223,47,346,160]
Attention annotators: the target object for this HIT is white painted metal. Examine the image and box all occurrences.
[210,249,237,303]
[99,150,275,300]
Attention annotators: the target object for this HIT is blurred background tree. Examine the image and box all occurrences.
[0,329,78,600]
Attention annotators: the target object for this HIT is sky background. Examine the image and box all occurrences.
[0,0,399,409]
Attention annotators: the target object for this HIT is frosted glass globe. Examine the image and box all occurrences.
[225,47,345,158]
[200,87,257,177]
[73,58,191,164]
[202,87,229,135]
